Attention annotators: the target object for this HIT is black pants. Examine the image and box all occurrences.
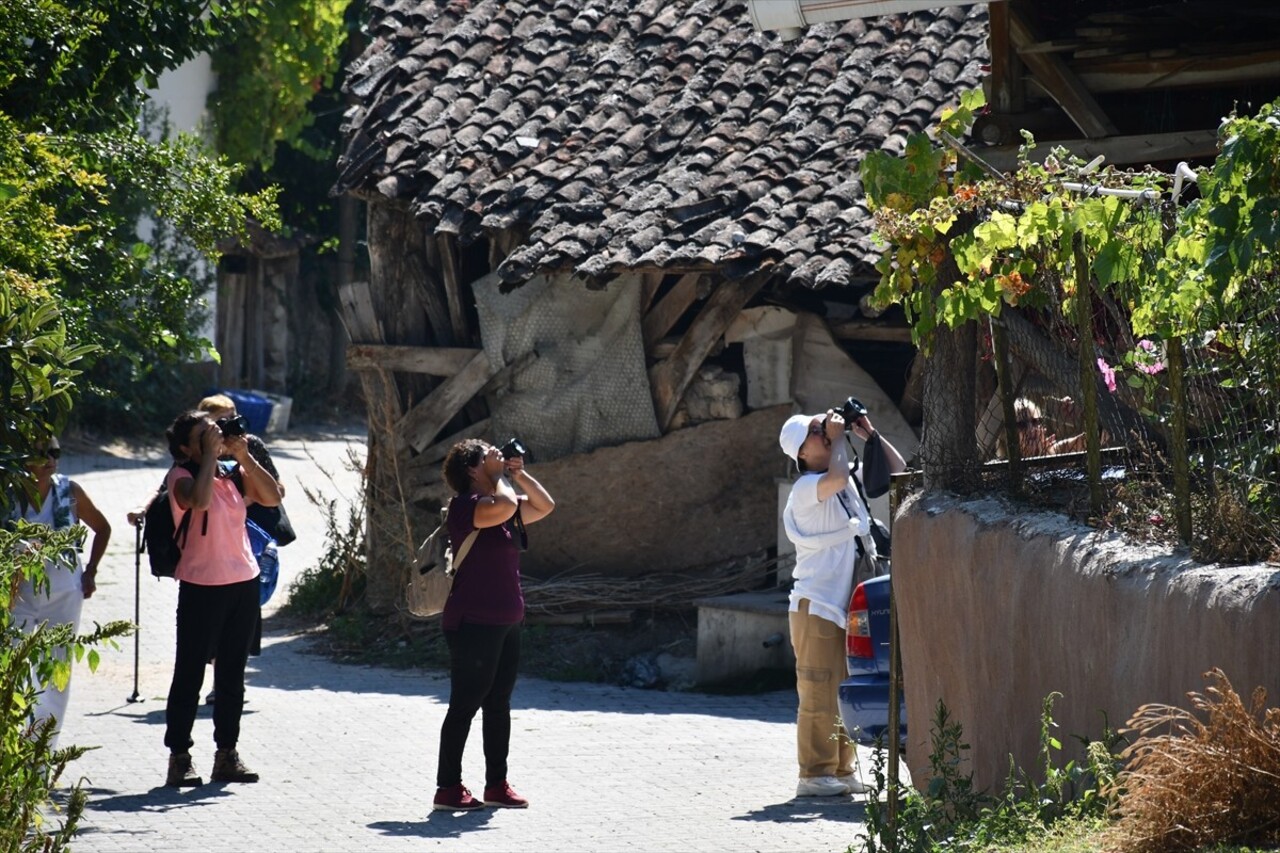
[436,622,521,789]
[165,578,259,753]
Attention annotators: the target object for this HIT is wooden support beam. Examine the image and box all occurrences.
[987,2,1025,114]
[405,417,492,481]
[979,128,1219,171]
[641,271,665,315]
[642,273,700,352]
[395,351,498,453]
[1009,8,1118,139]
[829,319,914,344]
[337,280,384,344]
[436,233,472,345]
[1076,50,1280,94]
[407,249,454,347]
[649,274,767,432]
[346,344,483,375]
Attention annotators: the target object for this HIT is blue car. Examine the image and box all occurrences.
[838,574,906,748]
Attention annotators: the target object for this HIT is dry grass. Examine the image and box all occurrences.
[1106,669,1280,852]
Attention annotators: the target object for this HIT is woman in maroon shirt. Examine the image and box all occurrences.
[433,439,554,812]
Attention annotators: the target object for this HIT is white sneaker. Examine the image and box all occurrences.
[837,773,868,794]
[795,775,851,797]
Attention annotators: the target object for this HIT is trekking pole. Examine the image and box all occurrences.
[127,519,143,704]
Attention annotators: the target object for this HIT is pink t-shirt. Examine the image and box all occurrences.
[166,465,259,586]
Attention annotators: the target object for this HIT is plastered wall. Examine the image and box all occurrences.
[893,492,1280,794]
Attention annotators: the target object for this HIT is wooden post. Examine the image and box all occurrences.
[885,473,909,853]
[1167,336,1192,543]
[992,317,1023,494]
[436,233,473,345]
[1072,235,1104,517]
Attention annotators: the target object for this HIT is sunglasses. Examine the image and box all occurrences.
[1016,418,1043,430]
[35,447,62,459]
[808,424,825,436]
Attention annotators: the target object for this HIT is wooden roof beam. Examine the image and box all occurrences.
[829,319,914,344]
[980,128,1219,172]
[649,274,767,432]
[1009,7,1118,139]
[346,344,482,375]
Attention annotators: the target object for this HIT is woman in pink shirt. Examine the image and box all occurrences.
[161,410,282,788]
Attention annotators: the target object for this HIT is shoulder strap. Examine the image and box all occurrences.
[53,474,76,525]
[452,528,481,574]
[173,462,209,537]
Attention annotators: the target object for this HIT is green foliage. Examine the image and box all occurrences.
[0,0,283,433]
[0,0,240,133]
[209,0,353,169]
[0,277,93,511]
[854,697,1124,853]
[284,483,366,619]
[1,524,133,851]
[865,90,1280,349]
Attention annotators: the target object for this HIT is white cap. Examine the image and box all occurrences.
[779,413,819,465]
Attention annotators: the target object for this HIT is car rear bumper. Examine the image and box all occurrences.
[838,674,906,747]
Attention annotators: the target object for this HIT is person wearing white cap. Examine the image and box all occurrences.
[778,407,905,798]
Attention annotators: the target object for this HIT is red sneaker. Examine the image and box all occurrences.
[432,784,484,811]
[483,781,529,809]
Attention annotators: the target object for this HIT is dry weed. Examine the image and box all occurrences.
[1106,668,1280,852]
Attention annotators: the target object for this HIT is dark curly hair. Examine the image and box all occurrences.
[166,410,209,461]
[441,438,489,494]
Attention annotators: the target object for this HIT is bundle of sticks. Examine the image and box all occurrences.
[521,552,793,616]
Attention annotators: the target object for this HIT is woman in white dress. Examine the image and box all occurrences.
[7,436,111,749]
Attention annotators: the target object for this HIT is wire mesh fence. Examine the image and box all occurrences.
[913,286,1280,567]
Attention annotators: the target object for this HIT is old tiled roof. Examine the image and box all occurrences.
[335,0,988,289]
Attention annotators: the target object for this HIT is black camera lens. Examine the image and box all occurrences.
[841,397,868,420]
[499,438,527,459]
[216,415,249,437]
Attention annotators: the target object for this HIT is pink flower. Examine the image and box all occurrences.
[1097,357,1117,393]
[1137,361,1165,375]
[1137,339,1156,353]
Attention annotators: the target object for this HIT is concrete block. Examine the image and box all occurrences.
[694,589,794,685]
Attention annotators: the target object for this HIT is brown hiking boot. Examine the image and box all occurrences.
[165,752,203,787]
[211,748,259,783]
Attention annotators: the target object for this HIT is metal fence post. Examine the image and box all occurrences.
[1167,335,1192,543]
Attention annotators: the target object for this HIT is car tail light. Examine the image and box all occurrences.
[847,582,872,658]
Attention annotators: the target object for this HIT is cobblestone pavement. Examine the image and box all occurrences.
[53,423,878,852]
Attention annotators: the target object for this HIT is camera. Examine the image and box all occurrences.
[824,397,868,431]
[216,414,249,437]
[499,437,528,460]
[839,397,868,422]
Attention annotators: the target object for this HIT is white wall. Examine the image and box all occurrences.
[140,55,219,347]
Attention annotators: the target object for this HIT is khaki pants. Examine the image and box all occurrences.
[789,599,853,778]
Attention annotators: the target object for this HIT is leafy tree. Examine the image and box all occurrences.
[0,0,281,432]
[1,1,275,844]
[209,0,353,169]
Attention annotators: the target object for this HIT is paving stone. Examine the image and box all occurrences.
[53,424,879,851]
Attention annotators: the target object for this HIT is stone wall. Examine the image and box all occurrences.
[893,492,1280,794]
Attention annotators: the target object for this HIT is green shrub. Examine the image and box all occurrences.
[1,524,132,852]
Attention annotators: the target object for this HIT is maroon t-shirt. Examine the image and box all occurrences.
[441,491,524,631]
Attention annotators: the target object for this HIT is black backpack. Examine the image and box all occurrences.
[141,461,241,578]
